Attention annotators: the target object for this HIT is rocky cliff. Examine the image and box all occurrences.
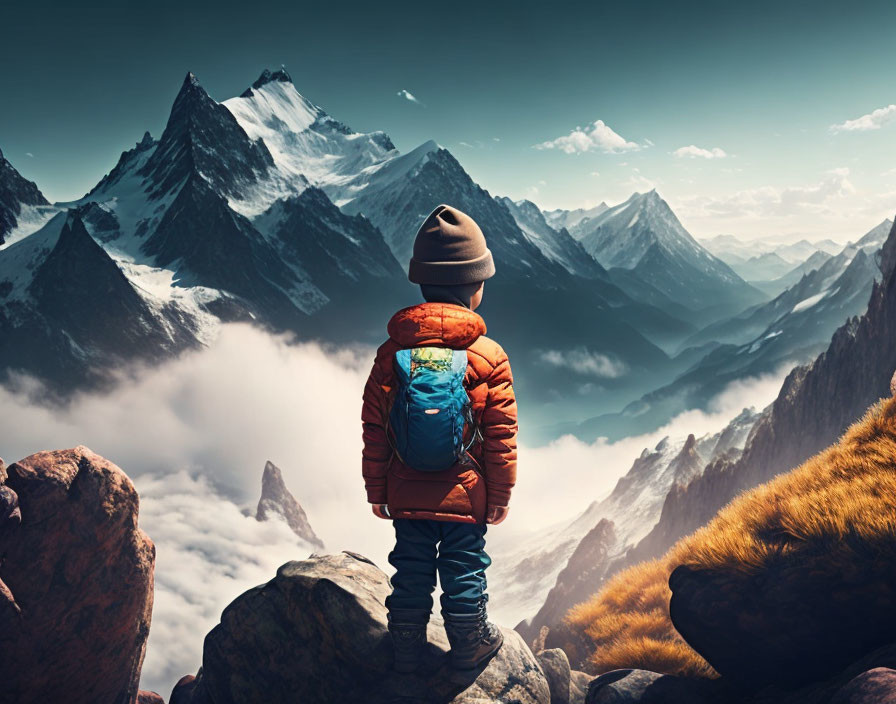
[624,217,896,567]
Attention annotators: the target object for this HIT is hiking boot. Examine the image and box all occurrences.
[387,608,430,673]
[443,599,504,671]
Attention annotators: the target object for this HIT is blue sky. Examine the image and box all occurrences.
[2,0,895,241]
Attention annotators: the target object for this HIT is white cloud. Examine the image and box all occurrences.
[0,326,400,694]
[396,89,423,106]
[0,325,791,685]
[590,171,600,177]
[673,145,728,159]
[831,104,896,132]
[138,472,312,693]
[458,141,474,148]
[622,167,658,193]
[538,348,628,379]
[25,152,33,158]
[680,171,856,220]
[535,120,642,154]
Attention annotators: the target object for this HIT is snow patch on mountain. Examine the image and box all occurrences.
[791,291,827,313]
[0,204,59,250]
[0,212,67,314]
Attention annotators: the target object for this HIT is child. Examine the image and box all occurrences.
[361,204,518,673]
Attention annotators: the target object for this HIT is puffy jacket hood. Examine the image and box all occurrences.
[387,302,487,349]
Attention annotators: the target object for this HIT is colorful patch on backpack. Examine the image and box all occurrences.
[410,346,454,374]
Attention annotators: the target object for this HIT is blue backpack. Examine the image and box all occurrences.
[389,346,479,472]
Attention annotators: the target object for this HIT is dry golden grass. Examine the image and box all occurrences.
[566,395,896,678]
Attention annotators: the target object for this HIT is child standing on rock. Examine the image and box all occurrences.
[361,204,518,673]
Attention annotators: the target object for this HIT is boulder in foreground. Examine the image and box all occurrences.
[0,446,155,704]
[171,551,561,704]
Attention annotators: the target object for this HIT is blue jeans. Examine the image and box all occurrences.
[385,519,490,615]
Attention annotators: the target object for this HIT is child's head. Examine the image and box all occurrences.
[408,205,494,310]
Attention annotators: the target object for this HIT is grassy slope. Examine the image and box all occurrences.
[564,394,896,677]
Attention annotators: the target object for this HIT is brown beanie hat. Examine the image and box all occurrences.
[408,205,496,285]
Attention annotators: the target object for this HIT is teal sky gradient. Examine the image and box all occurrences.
[2,0,895,241]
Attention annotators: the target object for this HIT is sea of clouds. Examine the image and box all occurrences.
[0,324,789,694]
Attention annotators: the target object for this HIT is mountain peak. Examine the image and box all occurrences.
[256,461,324,550]
[172,71,212,107]
[634,188,662,204]
[138,69,274,200]
[241,68,295,97]
[182,71,200,89]
[252,67,293,90]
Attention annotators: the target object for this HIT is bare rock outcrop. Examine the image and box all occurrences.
[0,446,155,704]
[519,520,617,646]
[170,551,561,704]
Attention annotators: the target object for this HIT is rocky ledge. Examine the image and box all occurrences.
[170,550,592,704]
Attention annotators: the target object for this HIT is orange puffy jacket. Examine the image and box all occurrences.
[361,302,518,524]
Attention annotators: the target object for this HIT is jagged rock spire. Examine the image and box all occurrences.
[255,461,324,550]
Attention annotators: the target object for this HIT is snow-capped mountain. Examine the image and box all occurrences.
[0,211,199,390]
[0,68,685,402]
[489,407,759,630]
[0,71,408,388]
[0,149,53,246]
[1,66,780,412]
[78,72,407,330]
[573,190,766,319]
[223,68,397,208]
[219,69,704,400]
[495,196,607,279]
[542,202,609,237]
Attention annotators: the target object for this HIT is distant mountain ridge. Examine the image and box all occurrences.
[614,216,896,575]
[495,197,607,280]
[563,191,767,320]
[520,219,896,644]
[543,201,609,235]
[702,232,847,294]
[563,219,894,442]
